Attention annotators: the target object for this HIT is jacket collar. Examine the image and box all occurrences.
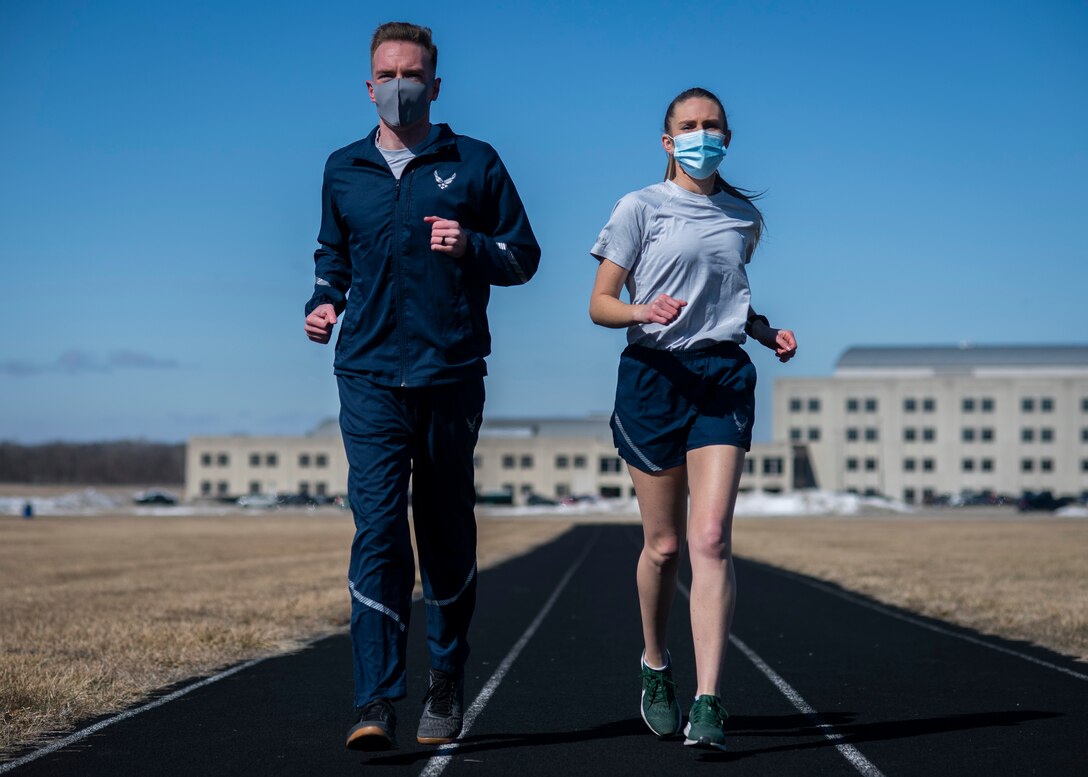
[349,123,457,164]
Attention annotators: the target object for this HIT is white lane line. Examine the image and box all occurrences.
[419,531,598,777]
[752,563,1088,683]
[0,657,267,774]
[677,581,886,777]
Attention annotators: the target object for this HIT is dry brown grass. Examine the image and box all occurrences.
[733,513,1088,664]
[0,512,571,756]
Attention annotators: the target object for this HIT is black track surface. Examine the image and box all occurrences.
[6,524,1086,775]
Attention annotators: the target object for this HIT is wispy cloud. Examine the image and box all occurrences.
[0,349,182,377]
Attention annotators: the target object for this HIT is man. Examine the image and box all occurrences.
[303,21,540,751]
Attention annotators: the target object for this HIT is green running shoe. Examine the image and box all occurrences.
[640,652,682,736]
[684,694,728,750]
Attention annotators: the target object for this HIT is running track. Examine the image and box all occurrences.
[4,524,1086,776]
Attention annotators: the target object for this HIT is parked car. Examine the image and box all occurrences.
[237,494,279,509]
[525,493,559,507]
[477,491,514,506]
[134,490,178,505]
[1017,491,1075,512]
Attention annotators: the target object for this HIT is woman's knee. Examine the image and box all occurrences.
[642,532,683,568]
[687,520,732,560]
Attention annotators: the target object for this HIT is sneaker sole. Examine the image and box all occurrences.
[416,734,460,745]
[683,723,726,751]
[346,726,395,751]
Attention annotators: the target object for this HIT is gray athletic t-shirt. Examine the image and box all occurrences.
[591,180,760,351]
[376,124,441,180]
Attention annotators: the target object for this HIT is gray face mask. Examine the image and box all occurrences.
[372,78,432,128]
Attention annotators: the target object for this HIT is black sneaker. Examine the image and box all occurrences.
[346,698,397,751]
[416,668,464,745]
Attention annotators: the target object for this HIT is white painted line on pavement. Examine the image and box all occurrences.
[0,657,267,774]
[755,563,1088,682]
[419,531,598,777]
[678,581,886,777]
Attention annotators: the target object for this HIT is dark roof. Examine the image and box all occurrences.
[836,345,1088,371]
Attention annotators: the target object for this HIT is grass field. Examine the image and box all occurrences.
[1,506,1085,759]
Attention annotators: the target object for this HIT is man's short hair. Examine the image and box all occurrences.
[370,21,438,72]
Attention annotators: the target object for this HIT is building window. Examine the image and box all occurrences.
[248,481,260,495]
[923,458,935,472]
[743,458,754,474]
[265,453,278,467]
[789,398,802,412]
[903,398,917,413]
[981,458,994,472]
[1021,458,1033,472]
[808,398,821,413]
[599,456,622,474]
[200,480,212,495]
[1041,397,1054,413]
[904,458,916,472]
[299,481,310,496]
[846,398,859,413]
[962,397,975,412]
[903,487,916,504]
[981,398,994,412]
[599,485,623,498]
[864,458,877,472]
[846,428,859,442]
[201,453,212,467]
[808,427,821,442]
[981,428,994,442]
[502,455,515,469]
[299,454,311,467]
[216,481,229,496]
[1040,459,1054,473]
[846,458,858,472]
[520,484,533,496]
[790,428,803,442]
[863,398,877,412]
[903,427,917,442]
[1083,428,1088,443]
[556,483,571,498]
[922,428,936,442]
[1021,397,1034,413]
[249,453,260,467]
[573,455,587,469]
[217,453,229,466]
[316,454,328,467]
[501,483,514,494]
[555,455,569,469]
[923,398,936,412]
[962,458,974,472]
[316,482,327,497]
[520,455,533,469]
[962,428,975,443]
[1082,460,1088,472]
[1021,428,1034,443]
[1040,428,1054,443]
[864,428,878,442]
[763,457,784,475]
[1083,398,1088,412]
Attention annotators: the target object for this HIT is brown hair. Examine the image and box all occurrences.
[370,21,438,72]
[663,87,764,240]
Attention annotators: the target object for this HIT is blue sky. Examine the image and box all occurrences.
[1,0,1086,443]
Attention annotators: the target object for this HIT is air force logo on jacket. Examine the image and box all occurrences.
[434,171,456,190]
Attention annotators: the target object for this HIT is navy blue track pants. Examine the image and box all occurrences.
[337,374,484,708]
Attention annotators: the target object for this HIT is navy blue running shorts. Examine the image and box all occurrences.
[610,341,756,473]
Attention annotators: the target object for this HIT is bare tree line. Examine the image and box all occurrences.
[0,441,184,484]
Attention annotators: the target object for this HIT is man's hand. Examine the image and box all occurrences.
[425,215,468,259]
[304,303,338,344]
[635,293,687,326]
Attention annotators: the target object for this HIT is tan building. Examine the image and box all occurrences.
[774,345,1088,504]
[186,417,809,504]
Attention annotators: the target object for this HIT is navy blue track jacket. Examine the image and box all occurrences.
[305,124,540,387]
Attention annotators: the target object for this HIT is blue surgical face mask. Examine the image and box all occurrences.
[372,78,432,128]
[670,130,727,180]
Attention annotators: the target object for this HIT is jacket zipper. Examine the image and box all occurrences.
[392,178,407,387]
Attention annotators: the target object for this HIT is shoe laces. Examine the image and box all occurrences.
[359,698,392,723]
[423,672,457,716]
[640,667,676,705]
[690,695,728,726]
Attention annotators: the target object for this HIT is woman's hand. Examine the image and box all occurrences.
[635,293,688,326]
[751,319,797,362]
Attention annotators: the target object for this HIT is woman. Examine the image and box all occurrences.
[589,87,797,750]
